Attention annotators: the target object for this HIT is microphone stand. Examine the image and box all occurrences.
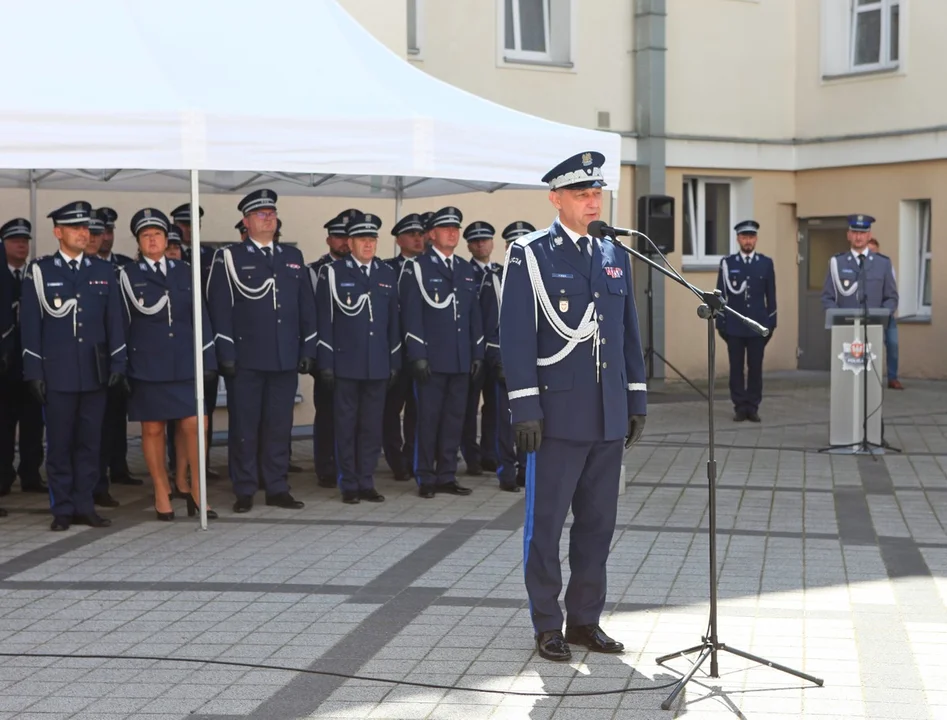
[590,224,824,711]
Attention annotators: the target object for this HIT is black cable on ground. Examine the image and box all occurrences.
[0,652,681,697]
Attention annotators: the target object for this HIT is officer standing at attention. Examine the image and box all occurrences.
[316,212,401,504]
[20,201,129,531]
[400,206,483,498]
[478,221,536,492]
[382,213,426,482]
[461,221,501,476]
[499,152,647,661]
[207,189,318,513]
[95,208,135,267]
[419,211,435,250]
[165,226,184,261]
[821,214,898,323]
[715,220,777,423]
[0,219,46,496]
[235,219,248,242]
[308,209,359,488]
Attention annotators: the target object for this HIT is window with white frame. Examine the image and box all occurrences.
[501,0,572,66]
[407,0,422,56]
[821,0,901,77]
[897,199,932,318]
[682,178,736,264]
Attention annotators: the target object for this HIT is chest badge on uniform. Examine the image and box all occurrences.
[346,294,352,306]
[843,280,850,288]
[559,297,569,313]
[435,291,440,303]
[139,296,146,306]
[53,297,62,308]
[604,266,623,279]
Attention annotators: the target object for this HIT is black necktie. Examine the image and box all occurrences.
[262,246,273,266]
[68,259,78,273]
[857,254,865,268]
[445,257,452,273]
[360,265,368,278]
[14,269,21,282]
[154,261,164,276]
[578,237,593,269]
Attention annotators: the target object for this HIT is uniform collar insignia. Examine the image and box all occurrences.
[247,245,255,253]
[84,258,91,266]
[54,257,62,267]
[346,259,354,268]
[139,262,147,270]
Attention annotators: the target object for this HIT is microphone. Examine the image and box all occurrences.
[587,220,632,239]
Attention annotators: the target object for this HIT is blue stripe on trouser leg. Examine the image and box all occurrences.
[522,451,536,625]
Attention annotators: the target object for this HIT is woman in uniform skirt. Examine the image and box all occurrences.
[119,208,218,520]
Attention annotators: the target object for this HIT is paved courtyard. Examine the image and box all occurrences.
[1,370,946,719]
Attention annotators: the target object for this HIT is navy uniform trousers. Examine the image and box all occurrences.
[335,379,387,493]
[96,387,130,493]
[414,373,468,486]
[382,369,416,478]
[313,382,336,482]
[727,336,766,414]
[47,391,108,516]
[0,379,45,491]
[491,378,518,488]
[461,370,497,469]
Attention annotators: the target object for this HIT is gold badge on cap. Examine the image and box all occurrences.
[144,209,152,217]
[559,297,569,313]
[582,153,592,166]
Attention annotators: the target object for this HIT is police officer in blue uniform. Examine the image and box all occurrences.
[0,219,46,496]
[235,219,248,241]
[95,208,135,268]
[308,209,359,487]
[20,201,129,531]
[120,208,218,520]
[461,221,502,476]
[382,213,426,482]
[500,152,647,661]
[316,212,401,504]
[165,226,184,261]
[207,189,318,513]
[821,214,899,316]
[715,220,777,423]
[400,206,483,498]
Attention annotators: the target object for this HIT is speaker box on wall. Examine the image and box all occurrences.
[636,194,675,255]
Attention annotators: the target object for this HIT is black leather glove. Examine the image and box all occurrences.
[297,357,318,376]
[218,361,237,379]
[513,419,543,454]
[625,415,646,448]
[27,379,46,405]
[203,369,218,386]
[0,350,12,376]
[388,368,399,390]
[411,358,431,383]
[494,361,506,383]
[470,359,483,380]
[108,372,132,397]
[319,368,335,392]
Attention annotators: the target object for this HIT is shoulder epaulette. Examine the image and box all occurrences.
[514,228,547,247]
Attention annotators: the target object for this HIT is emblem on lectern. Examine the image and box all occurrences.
[838,340,876,375]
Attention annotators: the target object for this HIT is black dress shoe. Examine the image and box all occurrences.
[733,409,747,422]
[418,484,435,499]
[435,481,472,496]
[93,492,120,508]
[317,477,337,489]
[206,468,221,481]
[72,513,112,528]
[536,630,571,661]
[233,495,254,513]
[564,624,624,653]
[111,473,144,486]
[20,482,48,494]
[50,516,70,531]
[265,492,304,509]
[481,459,498,472]
[466,463,483,476]
[288,462,304,473]
[499,483,521,493]
[0,507,7,517]
[341,491,360,504]
[358,489,385,503]
[516,470,526,488]
[746,410,761,423]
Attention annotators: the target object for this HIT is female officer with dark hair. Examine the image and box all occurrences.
[119,208,218,520]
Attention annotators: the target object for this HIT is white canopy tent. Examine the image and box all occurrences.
[0,0,622,528]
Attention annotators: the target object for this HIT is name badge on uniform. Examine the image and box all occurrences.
[559,297,569,313]
[54,297,62,308]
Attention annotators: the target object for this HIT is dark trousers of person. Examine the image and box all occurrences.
[229,369,295,499]
[727,335,766,413]
[461,371,497,468]
[523,437,623,634]
[0,379,45,491]
[334,378,386,494]
[46,389,107,518]
[100,385,130,480]
[167,376,218,473]
[414,372,468,488]
[382,370,416,478]
[313,382,336,482]
[493,381,517,488]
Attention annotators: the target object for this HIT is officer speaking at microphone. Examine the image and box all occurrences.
[20,201,129,531]
[499,152,647,661]
[400,206,483,499]
[315,212,401,504]
[715,220,777,423]
[207,189,318,514]
[821,213,898,317]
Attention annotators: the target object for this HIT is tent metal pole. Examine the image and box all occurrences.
[394,177,404,255]
[28,170,37,260]
[190,169,208,531]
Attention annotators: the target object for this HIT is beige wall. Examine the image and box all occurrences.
[660,167,798,380]
[409,0,633,132]
[666,0,796,139]
[796,160,947,378]
[795,0,947,138]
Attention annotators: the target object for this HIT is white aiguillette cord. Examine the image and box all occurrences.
[30,263,78,336]
[119,266,171,326]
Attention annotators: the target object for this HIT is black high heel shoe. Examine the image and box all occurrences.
[155,507,175,521]
[170,487,191,500]
[186,496,218,520]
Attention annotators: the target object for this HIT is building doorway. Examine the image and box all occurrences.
[797,217,850,370]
